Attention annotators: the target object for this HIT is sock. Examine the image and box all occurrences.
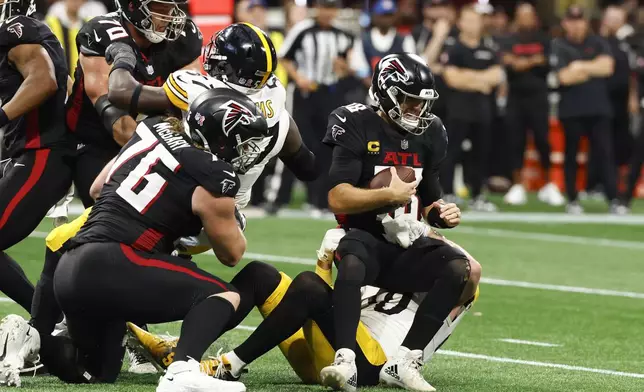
[0,252,34,311]
[174,296,235,362]
[30,248,63,334]
[332,254,365,351]
[226,350,246,376]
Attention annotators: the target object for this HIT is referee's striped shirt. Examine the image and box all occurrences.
[279,19,354,86]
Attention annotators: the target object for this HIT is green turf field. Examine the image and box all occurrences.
[2,214,644,392]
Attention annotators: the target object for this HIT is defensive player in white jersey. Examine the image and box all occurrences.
[126,225,479,391]
[105,22,318,208]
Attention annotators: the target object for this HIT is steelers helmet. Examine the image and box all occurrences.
[186,88,273,174]
[115,0,187,43]
[203,23,278,94]
[370,53,438,135]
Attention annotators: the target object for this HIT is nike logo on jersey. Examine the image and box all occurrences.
[223,170,236,178]
[335,114,346,123]
[13,163,25,168]
[93,30,102,42]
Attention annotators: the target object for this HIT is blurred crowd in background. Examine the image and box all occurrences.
[30,0,644,215]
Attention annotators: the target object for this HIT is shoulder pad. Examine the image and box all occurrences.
[78,15,130,57]
[163,70,223,112]
[0,16,47,48]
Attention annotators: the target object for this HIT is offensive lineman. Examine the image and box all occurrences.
[320,53,480,391]
[66,0,203,207]
[0,0,73,312]
[0,88,267,391]
[105,23,319,209]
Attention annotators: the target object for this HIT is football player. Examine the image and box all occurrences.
[66,0,203,207]
[0,0,73,313]
[124,227,480,392]
[317,53,480,391]
[105,23,318,209]
[0,89,267,391]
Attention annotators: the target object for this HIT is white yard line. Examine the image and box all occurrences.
[436,349,644,379]
[498,339,561,347]
[229,325,644,379]
[25,231,644,300]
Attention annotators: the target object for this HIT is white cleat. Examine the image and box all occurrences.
[538,183,565,206]
[504,184,527,205]
[379,347,436,392]
[566,202,584,215]
[0,315,41,388]
[157,359,246,392]
[127,346,158,374]
[320,348,358,392]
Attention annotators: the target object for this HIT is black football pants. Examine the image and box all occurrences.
[440,118,492,197]
[560,116,617,202]
[0,148,72,311]
[53,242,234,382]
[505,92,551,174]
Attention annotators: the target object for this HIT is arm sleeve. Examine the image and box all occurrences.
[328,145,363,188]
[181,148,241,198]
[2,16,44,48]
[322,106,367,156]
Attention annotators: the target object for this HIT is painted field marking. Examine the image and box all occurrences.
[498,338,562,347]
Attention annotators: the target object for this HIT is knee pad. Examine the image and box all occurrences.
[443,257,471,286]
[335,230,378,266]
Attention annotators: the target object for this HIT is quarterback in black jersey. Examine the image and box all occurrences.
[0,0,73,312]
[320,53,481,391]
[66,0,203,207]
[4,89,264,391]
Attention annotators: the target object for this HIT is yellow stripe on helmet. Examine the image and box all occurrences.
[242,22,273,88]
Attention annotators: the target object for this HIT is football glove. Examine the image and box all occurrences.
[381,214,430,249]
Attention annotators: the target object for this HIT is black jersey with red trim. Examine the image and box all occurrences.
[0,15,70,157]
[66,12,203,152]
[71,116,240,254]
[323,103,447,237]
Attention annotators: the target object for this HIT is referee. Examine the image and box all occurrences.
[273,0,353,215]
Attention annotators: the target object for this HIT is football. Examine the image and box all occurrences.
[368,166,416,214]
[369,166,416,190]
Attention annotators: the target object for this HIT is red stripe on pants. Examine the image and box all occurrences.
[120,244,228,290]
[0,149,50,229]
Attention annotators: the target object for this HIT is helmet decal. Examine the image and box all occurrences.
[220,100,257,136]
[378,57,412,88]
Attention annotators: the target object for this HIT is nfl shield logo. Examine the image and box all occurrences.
[401,139,409,150]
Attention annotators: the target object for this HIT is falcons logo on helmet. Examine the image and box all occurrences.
[7,23,24,39]
[378,57,412,88]
[221,100,257,136]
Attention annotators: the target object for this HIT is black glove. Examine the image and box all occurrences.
[234,207,247,232]
[105,42,137,74]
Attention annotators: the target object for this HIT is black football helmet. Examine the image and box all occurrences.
[0,0,35,21]
[115,0,187,43]
[203,23,278,94]
[186,88,273,174]
[369,53,439,135]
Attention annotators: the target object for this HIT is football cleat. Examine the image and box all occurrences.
[157,359,246,392]
[320,348,358,392]
[126,322,177,372]
[0,315,41,387]
[379,347,435,392]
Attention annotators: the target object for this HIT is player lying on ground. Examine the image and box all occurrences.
[0,89,270,392]
[126,226,479,392]
[104,22,319,209]
[317,53,480,391]
[0,0,74,314]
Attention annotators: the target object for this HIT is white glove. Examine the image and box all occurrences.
[316,228,346,266]
[382,214,430,249]
[174,229,212,255]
